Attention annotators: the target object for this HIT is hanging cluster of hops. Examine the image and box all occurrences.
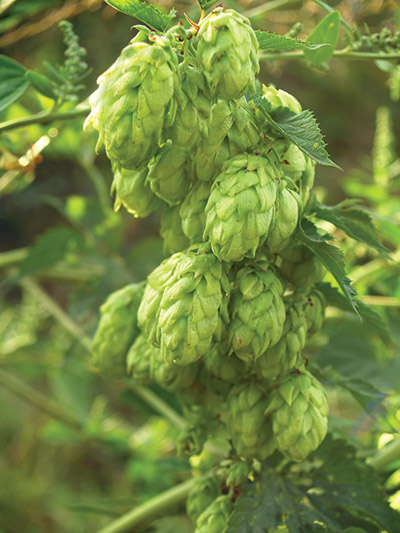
[88,7,330,530]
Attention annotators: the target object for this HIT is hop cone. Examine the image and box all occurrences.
[137,253,183,344]
[227,381,275,460]
[297,156,316,207]
[126,332,155,384]
[255,301,307,380]
[196,8,259,101]
[179,181,211,245]
[157,244,230,365]
[92,282,145,379]
[204,153,279,262]
[192,100,234,182]
[204,341,249,383]
[195,494,233,533]
[85,34,179,169]
[226,98,261,154]
[262,85,302,113]
[150,353,199,392]
[160,205,189,255]
[167,64,211,149]
[187,476,221,525]
[265,181,301,253]
[229,262,285,361]
[147,142,191,205]
[265,370,329,462]
[304,289,326,335]
[279,244,325,289]
[112,165,163,218]
[273,142,308,182]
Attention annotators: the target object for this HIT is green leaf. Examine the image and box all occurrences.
[227,436,400,532]
[316,282,392,344]
[104,0,176,31]
[304,11,340,65]
[255,30,329,52]
[337,377,387,413]
[311,199,388,254]
[296,218,357,312]
[25,70,57,100]
[251,95,339,168]
[0,54,30,112]
[197,0,216,11]
[19,227,85,277]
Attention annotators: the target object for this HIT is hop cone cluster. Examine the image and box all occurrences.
[89,7,334,524]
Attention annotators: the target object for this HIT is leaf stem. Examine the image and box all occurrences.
[96,476,198,533]
[0,368,84,430]
[259,48,400,61]
[246,0,299,19]
[0,247,29,268]
[0,106,90,133]
[369,437,400,471]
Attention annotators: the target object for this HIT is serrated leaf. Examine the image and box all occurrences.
[197,0,216,11]
[255,30,329,52]
[311,199,388,254]
[104,0,176,31]
[316,282,392,344]
[19,227,85,277]
[337,377,387,413]
[304,11,340,65]
[252,96,339,168]
[227,436,400,532]
[0,54,30,111]
[296,218,357,312]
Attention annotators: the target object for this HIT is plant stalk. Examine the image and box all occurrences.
[0,106,90,133]
[259,48,400,61]
[97,476,197,533]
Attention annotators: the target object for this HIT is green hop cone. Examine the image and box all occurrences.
[126,332,156,384]
[262,85,302,113]
[204,153,279,262]
[204,340,249,383]
[229,262,285,362]
[227,381,275,460]
[112,165,163,218]
[278,244,325,289]
[179,181,211,245]
[92,282,145,379]
[255,301,308,380]
[150,353,199,393]
[304,289,326,335]
[160,204,189,255]
[226,98,261,154]
[265,370,329,462]
[137,253,183,344]
[147,142,192,205]
[187,475,221,525]
[195,494,234,533]
[166,64,211,149]
[265,181,301,253]
[157,244,230,365]
[196,8,259,101]
[85,33,179,169]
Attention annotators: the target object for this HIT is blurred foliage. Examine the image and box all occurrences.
[0,0,399,532]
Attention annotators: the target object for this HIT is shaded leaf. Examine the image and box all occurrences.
[304,11,340,65]
[296,218,357,311]
[197,0,216,11]
[251,96,339,168]
[0,55,30,111]
[104,0,176,31]
[337,377,387,413]
[311,199,388,254]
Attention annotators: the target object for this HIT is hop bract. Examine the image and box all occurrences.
[92,282,145,379]
[85,33,179,169]
[196,8,259,101]
[195,494,233,533]
[265,370,329,462]
[204,153,279,262]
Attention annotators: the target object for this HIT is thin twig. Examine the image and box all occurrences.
[259,48,400,61]
[0,106,90,133]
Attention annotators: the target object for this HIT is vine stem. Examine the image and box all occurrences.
[0,106,90,133]
[368,437,400,471]
[18,277,187,428]
[259,48,400,61]
[96,476,198,533]
[0,367,83,430]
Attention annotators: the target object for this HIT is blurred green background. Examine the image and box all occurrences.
[0,1,399,531]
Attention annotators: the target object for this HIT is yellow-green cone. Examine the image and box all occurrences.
[126,332,155,384]
[196,8,259,101]
[204,153,279,262]
[278,244,325,289]
[160,204,189,255]
[187,475,221,525]
[195,494,234,533]
[265,370,329,462]
[179,181,211,245]
[265,181,301,253]
[92,282,145,379]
